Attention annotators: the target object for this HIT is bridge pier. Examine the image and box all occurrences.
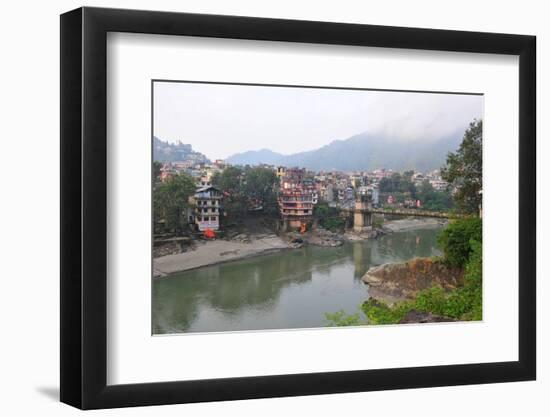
[353,201,373,233]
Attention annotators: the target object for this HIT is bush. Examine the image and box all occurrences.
[437,217,482,267]
[461,239,482,320]
[414,286,447,315]
[361,299,414,325]
[324,310,365,326]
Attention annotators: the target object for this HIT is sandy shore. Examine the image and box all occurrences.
[382,218,447,233]
[153,235,289,277]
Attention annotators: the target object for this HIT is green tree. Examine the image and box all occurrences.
[437,217,482,267]
[211,166,243,195]
[417,180,453,211]
[243,167,279,215]
[211,166,246,220]
[441,119,483,214]
[153,173,196,234]
[379,172,416,197]
[314,202,345,232]
[152,161,162,183]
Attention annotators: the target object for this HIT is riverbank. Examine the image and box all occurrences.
[153,234,289,277]
[153,217,446,277]
[381,218,447,233]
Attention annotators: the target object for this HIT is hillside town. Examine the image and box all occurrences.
[151,81,483,334]
[154,156,453,238]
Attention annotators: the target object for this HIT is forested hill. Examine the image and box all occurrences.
[153,136,210,163]
[226,131,463,172]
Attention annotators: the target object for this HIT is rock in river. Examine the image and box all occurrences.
[362,257,464,303]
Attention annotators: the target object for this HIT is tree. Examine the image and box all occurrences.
[441,119,482,214]
[243,167,278,202]
[437,217,482,267]
[403,170,415,181]
[379,172,415,197]
[417,180,453,211]
[211,166,245,220]
[152,161,162,183]
[211,166,243,196]
[243,167,279,215]
[314,202,345,232]
[153,173,196,234]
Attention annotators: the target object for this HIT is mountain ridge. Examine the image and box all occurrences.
[226,130,463,172]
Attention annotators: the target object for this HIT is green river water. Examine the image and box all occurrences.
[153,227,443,334]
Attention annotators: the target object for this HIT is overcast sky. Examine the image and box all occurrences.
[153,81,483,160]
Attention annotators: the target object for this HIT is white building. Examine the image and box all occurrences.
[193,186,222,231]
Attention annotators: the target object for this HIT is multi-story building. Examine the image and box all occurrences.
[325,183,335,202]
[197,176,211,188]
[193,185,222,231]
[371,168,394,181]
[278,168,314,229]
[350,174,363,189]
[276,166,286,180]
[429,179,448,191]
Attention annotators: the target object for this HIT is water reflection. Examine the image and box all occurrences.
[153,227,443,334]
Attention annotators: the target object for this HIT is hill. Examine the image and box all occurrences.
[153,136,210,163]
[226,131,462,172]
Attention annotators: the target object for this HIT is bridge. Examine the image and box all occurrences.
[341,201,469,233]
[368,207,468,219]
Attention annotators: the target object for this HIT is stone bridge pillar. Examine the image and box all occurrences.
[353,200,372,233]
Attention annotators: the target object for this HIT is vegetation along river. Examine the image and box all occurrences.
[153,227,444,334]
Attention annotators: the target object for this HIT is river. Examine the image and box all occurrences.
[153,227,443,334]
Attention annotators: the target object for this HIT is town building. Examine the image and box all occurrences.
[278,168,314,230]
[325,183,335,202]
[372,168,394,181]
[197,176,211,188]
[429,179,448,191]
[276,166,286,180]
[193,185,222,231]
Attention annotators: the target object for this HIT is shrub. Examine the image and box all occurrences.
[361,299,414,325]
[414,286,447,316]
[325,310,365,326]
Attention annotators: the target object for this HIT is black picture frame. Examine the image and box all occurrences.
[60,6,536,410]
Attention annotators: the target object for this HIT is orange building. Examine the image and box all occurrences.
[278,168,314,230]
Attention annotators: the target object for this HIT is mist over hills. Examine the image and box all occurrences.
[226,130,463,172]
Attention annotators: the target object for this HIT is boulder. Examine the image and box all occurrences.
[362,257,464,302]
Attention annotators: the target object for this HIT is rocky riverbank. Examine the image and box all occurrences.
[362,257,464,304]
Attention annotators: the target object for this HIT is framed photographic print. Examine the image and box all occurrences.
[60,7,536,409]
